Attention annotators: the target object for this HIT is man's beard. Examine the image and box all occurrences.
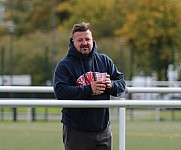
[80,45,91,56]
[80,48,91,56]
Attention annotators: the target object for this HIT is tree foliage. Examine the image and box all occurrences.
[3,0,59,36]
[1,0,181,84]
[56,0,125,38]
[115,0,181,80]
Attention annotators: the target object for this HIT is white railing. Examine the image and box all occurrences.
[1,86,181,150]
[0,86,53,93]
[1,86,181,93]
[1,99,181,108]
[125,80,181,87]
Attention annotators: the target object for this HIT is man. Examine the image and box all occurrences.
[53,22,126,150]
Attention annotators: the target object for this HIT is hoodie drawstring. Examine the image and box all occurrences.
[80,59,88,85]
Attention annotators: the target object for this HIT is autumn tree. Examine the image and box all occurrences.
[3,0,60,36]
[115,0,181,80]
[56,0,125,38]
[1,0,181,84]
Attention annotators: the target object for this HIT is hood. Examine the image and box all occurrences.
[67,38,97,59]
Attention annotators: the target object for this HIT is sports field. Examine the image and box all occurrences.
[0,120,181,150]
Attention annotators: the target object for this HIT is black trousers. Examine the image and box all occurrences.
[62,125,112,150]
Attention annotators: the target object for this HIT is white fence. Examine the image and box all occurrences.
[1,85,181,93]
[1,99,181,108]
[1,86,181,150]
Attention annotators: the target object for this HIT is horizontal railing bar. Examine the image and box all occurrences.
[1,86,181,93]
[126,87,181,93]
[0,86,53,93]
[125,80,181,86]
[0,100,181,108]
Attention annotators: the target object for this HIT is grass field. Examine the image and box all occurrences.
[0,120,181,150]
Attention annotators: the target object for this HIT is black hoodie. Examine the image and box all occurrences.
[53,39,126,131]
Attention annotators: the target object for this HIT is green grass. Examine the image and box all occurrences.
[1,107,61,114]
[0,121,63,150]
[0,120,181,150]
[121,121,181,150]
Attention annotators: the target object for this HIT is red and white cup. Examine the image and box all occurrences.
[94,72,107,81]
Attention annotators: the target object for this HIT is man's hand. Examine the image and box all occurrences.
[91,80,106,95]
[105,74,112,88]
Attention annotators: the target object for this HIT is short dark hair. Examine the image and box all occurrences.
[72,22,91,37]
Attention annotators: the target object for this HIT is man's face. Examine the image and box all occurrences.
[72,30,93,56]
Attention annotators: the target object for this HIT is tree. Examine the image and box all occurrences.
[1,0,181,84]
[115,0,181,80]
[56,0,125,38]
[3,0,60,36]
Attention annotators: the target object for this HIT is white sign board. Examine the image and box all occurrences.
[0,75,31,85]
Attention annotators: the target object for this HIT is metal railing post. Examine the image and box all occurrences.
[0,108,4,121]
[119,107,126,150]
[26,107,31,122]
[119,98,126,150]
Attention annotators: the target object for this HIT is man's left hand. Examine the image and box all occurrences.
[105,74,112,88]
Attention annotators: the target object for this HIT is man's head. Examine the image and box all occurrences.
[72,22,94,56]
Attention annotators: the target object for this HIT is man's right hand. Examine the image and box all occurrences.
[91,80,106,95]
